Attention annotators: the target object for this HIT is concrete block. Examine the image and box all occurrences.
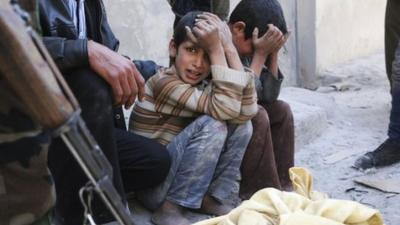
[280,87,335,149]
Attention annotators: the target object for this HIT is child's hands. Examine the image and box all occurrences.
[186,16,222,54]
[272,30,290,54]
[264,31,290,77]
[252,24,287,57]
[197,12,235,52]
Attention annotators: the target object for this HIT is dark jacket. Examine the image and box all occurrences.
[39,0,119,71]
[38,0,159,130]
[39,0,127,128]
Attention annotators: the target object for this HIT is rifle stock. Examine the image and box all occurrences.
[0,1,74,129]
[0,2,134,224]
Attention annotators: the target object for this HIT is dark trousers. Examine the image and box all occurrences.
[48,69,170,224]
[239,100,294,200]
[386,0,400,141]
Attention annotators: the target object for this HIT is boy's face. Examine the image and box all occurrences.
[169,39,211,86]
[230,22,253,57]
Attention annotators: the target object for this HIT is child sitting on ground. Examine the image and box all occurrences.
[227,0,295,198]
[129,11,257,225]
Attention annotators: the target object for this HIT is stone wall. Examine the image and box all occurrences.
[104,0,386,89]
[103,0,297,86]
[103,0,174,67]
[298,0,385,89]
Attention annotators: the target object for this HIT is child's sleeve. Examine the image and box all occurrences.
[258,66,284,104]
[153,65,252,120]
[229,69,259,124]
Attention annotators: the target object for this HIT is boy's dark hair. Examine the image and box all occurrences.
[173,11,203,47]
[229,0,287,40]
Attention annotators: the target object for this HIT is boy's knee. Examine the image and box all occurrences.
[253,106,271,127]
[275,100,293,121]
[197,115,228,135]
[236,121,253,140]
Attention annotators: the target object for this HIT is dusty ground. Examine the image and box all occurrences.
[296,52,400,225]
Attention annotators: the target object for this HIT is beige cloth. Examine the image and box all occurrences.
[193,167,384,225]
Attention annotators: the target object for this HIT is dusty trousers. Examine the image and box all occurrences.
[239,100,294,200]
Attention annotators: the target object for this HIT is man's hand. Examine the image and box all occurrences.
[252,24,284,58]
[87,40,145,108]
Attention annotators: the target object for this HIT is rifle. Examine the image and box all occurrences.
[0,1,134,224]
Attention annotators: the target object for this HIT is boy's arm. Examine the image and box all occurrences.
[197,13,244,71]
[194,13,257,122]
[156,16,252,120]
[258,65,283,104]
[250,24,284,77]
[228,72,258,124]
[220,26,244,71]
[251,26,289,104]
[153,66,251,120]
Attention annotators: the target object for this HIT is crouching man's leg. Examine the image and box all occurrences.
[115,128,171,193]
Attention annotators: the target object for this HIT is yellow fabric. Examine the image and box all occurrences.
[193,167,384,225]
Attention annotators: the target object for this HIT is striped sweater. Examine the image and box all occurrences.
[130,65,258,145]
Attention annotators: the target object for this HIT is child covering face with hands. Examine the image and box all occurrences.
[129,11,257,225]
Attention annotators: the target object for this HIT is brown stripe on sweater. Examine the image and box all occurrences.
[154,77,183,112]
[213,80,244,92]
[213,88,242,102]
[133,123,182,135]
[133,105,161,117]
[171,88,194,116]
[209,97,240,120]
[144,94,155,103]
[197,91,209,113]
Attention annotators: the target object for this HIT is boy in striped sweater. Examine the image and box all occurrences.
[129,11,257,225]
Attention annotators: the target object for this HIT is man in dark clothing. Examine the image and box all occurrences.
[354,0,400,170]
[38,0,170,224]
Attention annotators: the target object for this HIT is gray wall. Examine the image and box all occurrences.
[297,0,385,89]
[104,0,298,86]
[104,0,385,89]
[103,0,174,67]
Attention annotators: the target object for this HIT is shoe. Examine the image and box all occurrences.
[354,139,400,170]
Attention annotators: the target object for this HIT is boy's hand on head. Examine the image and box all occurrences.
[87,40,145,108]
[272,30,290,54]
[252,24,283,58]
[186,21,227,67]
[197,12,234,51]
[192,17,222,54]
[185,26,199,44]
[197,12,242,70]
